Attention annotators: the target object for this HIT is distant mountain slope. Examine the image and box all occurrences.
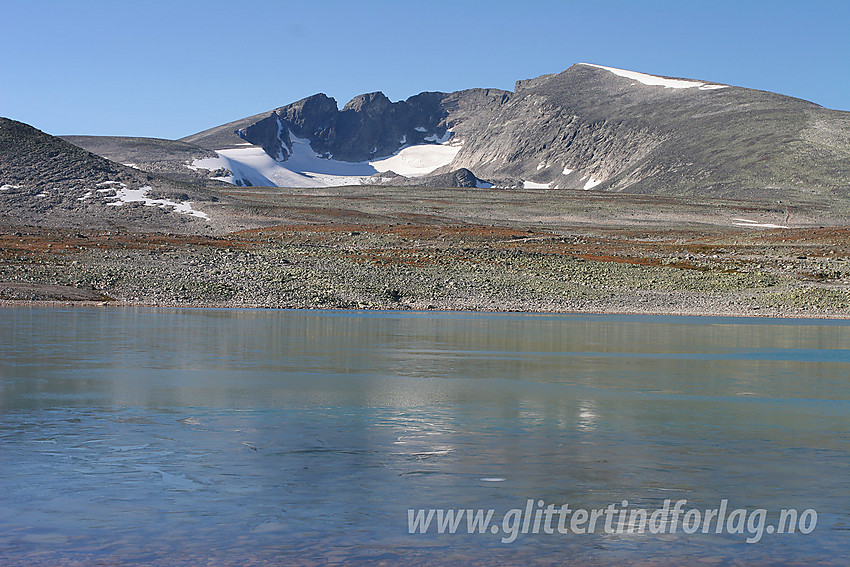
[61,136,222,185]
[64,63,850,197]
[0,118,216,231]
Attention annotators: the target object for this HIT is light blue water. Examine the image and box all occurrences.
[1,307,848,565]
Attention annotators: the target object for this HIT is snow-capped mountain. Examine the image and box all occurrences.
[67,63,850,198]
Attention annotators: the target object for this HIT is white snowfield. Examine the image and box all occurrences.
[373,143,460,176]
[95,182,209,220]
[190,129,461,188]
[1,184,21,191]
[580,63,728,90]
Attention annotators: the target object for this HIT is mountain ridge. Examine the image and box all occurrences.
[57,63,850,198]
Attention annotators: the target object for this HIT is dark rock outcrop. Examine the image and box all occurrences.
[233,91,456,163]
[366,168,489,188]
[416,168,486,188]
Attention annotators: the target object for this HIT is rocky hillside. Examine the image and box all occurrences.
[452,64,850,200]
[0,118,220,232]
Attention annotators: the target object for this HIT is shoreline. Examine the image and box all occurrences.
[3,298,849,321]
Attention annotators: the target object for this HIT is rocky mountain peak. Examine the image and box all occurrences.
[342,92,392,114]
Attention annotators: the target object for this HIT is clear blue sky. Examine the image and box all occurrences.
[2,0,848,139]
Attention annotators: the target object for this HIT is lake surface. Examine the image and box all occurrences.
[1,307,848,565]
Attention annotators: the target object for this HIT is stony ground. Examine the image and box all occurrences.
[2,221,849,318]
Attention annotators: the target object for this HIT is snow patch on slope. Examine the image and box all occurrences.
[424,131,453,144]
[583,176,603,190]
[732,218,788,229]
[97,182,209,220]
[580,63,728,90]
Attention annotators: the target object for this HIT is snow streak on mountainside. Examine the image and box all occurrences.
[578,63,729,90]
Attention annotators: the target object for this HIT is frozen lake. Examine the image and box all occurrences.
[1,308,848,565]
